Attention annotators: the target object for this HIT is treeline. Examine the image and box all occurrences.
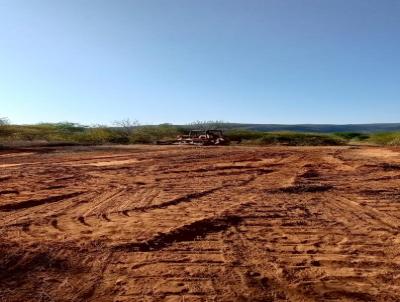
[0,120,182,145]
[0,118,400,146]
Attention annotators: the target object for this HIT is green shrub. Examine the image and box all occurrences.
[74,128,114,144]
[334,132,369,141]
[225,129,264,141]
[128,125,181,143]
[369,132,400,146]
[0,124,13,137]
[255,132,344,146]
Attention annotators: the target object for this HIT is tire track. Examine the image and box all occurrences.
[1,146,400,301]
[0,192,84,212]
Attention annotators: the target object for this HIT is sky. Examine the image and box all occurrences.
[0,0,399,125]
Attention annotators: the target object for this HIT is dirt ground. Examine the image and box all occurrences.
[1,145,400,302]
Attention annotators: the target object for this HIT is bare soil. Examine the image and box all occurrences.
[1,145,400,302]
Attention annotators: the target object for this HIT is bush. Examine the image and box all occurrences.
[334,132,369,141]
[128,124,181,143]
[369,132,400,146]
[255,132,344,146]
[225,129,264,141]
[0,118,12,137]
[73,128,114,144]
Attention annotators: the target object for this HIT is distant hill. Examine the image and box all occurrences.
[219,123,400,133]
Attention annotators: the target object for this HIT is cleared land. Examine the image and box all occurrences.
[1,145,400,301]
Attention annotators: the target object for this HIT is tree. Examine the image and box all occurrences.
[187,120,227,130]
[0,117,9,125]
[114,118,140,137]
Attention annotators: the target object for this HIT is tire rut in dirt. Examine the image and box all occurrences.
[113,214,242,252]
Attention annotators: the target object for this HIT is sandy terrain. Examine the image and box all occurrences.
[1,145,400,302]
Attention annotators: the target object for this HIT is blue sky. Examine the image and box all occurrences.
[1,0,399,125]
